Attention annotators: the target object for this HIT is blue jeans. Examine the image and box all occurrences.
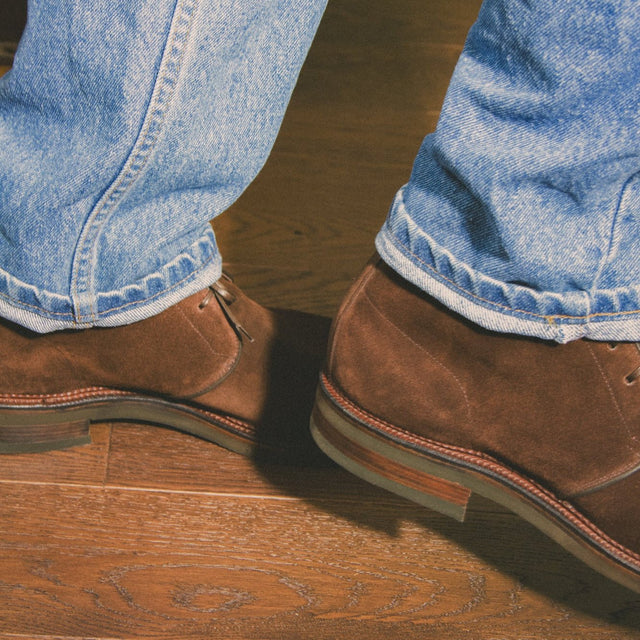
[1,0,639,343]
[377,0,640,343]
[0,0,327,332]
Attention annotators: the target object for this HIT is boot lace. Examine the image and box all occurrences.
[609,342,640,385]
[199,272,254,342]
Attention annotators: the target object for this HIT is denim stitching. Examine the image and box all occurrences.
[69,0,200,324]
[0,238,214,323]
[385,226,640,324]
[0,291,71,317]
[88,251,215,317]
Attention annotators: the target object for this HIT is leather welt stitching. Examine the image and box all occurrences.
[0,387,134,405]
[321,372,640,566]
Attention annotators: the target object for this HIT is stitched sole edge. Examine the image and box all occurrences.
[0,392,269,456]
[311,373,640,594]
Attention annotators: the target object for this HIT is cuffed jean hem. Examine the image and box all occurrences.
[0,226,222,333]
[377,188,640,344]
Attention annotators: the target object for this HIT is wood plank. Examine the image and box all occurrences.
[4,0,640,637]
[293,0,482,112]
[216,1,482,311]
[214,112,436,315]
[104,423,476,512]
[102,424,511,518]
[0,424,111,486]
[1,483,640,639]
[105,422,360,498]
[0,1,26,42]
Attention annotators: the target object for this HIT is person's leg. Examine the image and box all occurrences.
[378,0,640,344]
[0,0,330,459]
[0,0,326,332]
[313,0,640,591]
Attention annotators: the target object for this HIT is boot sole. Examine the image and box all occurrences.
[0,388,265,456]
[311,374,640,594]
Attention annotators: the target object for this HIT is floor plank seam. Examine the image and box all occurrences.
[0,477,459,512]
[0,635,126,640]
[101,423,115,489]
[0,478,305,501]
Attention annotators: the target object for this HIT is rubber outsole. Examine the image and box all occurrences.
[310,374,640,594]
[0,390,262,456]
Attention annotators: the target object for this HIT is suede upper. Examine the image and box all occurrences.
[0,276,330,454]
[326,256,640,551]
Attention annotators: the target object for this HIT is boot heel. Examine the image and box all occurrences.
[0,414,91,453]
[310,388,471,522]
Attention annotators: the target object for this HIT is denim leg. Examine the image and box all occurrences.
[377,0,640,343]
[0,0,326,332]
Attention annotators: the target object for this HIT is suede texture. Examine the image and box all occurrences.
[192,298,330,447]
[573,473,640,553]
[0,288,239,397]
[327,256,640,500]
[0,278,330,451]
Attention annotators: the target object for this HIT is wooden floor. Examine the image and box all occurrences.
[4,1,640,638]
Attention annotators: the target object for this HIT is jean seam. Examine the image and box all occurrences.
[69,0,200,324]
[591,170,640,298]
[89,251,215,318]
[384,226,640,324]
[0,244,215,323]
[0,290,70,318]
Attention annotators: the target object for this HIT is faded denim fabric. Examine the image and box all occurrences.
[0,0,326,332]
[377,0,640,343]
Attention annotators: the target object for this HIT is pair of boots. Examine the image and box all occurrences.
[2,255,640,592]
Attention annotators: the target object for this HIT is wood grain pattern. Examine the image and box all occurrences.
[1,424,111,485]
[3,0,640,638]
[214,0,480,316]
[2,484,640,639]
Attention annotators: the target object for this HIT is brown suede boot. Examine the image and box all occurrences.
[311,254,640,592]
[0,273,329,460]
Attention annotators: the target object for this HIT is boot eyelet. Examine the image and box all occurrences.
[198,288,215,310]
[625,374,638,386]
